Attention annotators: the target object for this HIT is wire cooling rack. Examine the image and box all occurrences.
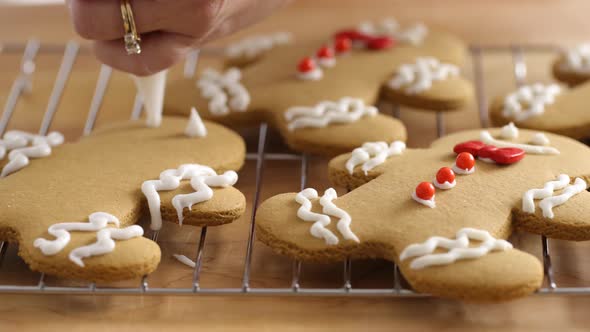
[0,40,586,296]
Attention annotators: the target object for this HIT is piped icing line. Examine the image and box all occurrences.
[284,97,378,131]
[173,254,196,268]
[500,122,519,139]
[345,141,406,175]
[358,18,428,45]
[68,225,143,267]
[34,212,120,256]
[294,188,359,245]
[522,174,570,214]
[480,131,559,155]
[399,228,513,269]
[452,164,474,175]
[133,70,167,128]
[434,179,456,190]
[0,130,64,178]
[197,68,250,116]
[141,164,238,230]
[561,43,590,73]
[411,191,435,208]
[502,83,561,122]
[185,107,207,138]
[225,32,292,59]
[538,177,587,219]
[530,132,550,146]
[388,57,459,94]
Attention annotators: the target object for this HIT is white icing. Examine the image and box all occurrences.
[434,179,456,190]
[296,68,323,81]
[539,178,586,219]
[388,57,459,94]
[133,70,167,128]
[500,122,519,139]
[400,228,513,269]
[0,130,64,178]
[284,97,377,131]
[345,141,406,175]
[479,157,495,164]
[480,131,559,155]
[317,57,336,68]
[225,32,292,59]
[141,164,238,230]
[530,132,550,146]
[69,225,143,267]
[197,68,250,116]
[561,43,590,73]
[358,18,428,45]
[452,164,475,175]
[185,107,207,138]
[34,212,120,256]
[522,174,570,214]
[411,191,436,208]
[173,254,196,268]
[294,188,359,245]
[502,84,561,122]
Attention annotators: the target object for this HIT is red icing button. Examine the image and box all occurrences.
[317,46,334,59]
[298,57,315,73]
[453,141,486,157]
[491,147,525,165]
[334,29,372,42]
[367,36,394,50]
[456,152,475,170]
[436,167,456,184]
[335,37,352,54]
[415,182,435,200]
[478,145,498,160]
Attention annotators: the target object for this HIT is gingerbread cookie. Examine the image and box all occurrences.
[553,43,590,86]
[489,81,590,139]
[0,116,246,281]
[224,31,293,68]
[256,126,590,301]
[164,18,473,155]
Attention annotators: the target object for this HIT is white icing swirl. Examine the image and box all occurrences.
[294,188,359,245]
[69,225,143,267]
[500,122,519,139]
[399,228,513,269]
[197,68,250,116]
[225,32,292,59]
[530,132,550,146]
[0,130,64,178]
[522,174,570,214]
[358,18,428,45]
[141,164,238,230]
[284,97,377,131]
[480,130,559,155]
[539,178,586,219]
[185,107,207,138]
[345,141,406,175]
[388,57,459,94]
[502,84,561,122]
[561,43,590,73]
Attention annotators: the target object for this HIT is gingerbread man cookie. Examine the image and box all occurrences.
[256,126,590,301]
[553,43,590,86]
[489,81,590,139]
[0,116,246,281]
[164,18,473,155]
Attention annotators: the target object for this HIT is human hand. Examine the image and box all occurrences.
[67,0,291,76]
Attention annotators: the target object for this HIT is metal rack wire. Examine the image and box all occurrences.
[0,40,586,296]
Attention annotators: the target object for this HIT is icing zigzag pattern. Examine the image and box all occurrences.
[197,68,250,116]
[399,228,513,269]
[284,97,377,131]
[523,174,587,218]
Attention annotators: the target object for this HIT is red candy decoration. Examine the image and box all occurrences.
[491,148,525,165]
[334,29,373,42]
[335,37,352,54]
[367,36,395,50]
[298,57,315,73]
[436,167,456,184]
[453,141,486,157]
[478,145,498,160]
[317,46,334,59]
[455,152,475,170]
[415,182,435,200]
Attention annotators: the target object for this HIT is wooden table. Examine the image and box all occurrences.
[1,1,590,330]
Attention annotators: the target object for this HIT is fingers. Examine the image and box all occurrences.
[93,31,194,76]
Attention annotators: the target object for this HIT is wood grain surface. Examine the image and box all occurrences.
[1,1,590,331]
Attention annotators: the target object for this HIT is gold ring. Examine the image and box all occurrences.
[121,0,141,55]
